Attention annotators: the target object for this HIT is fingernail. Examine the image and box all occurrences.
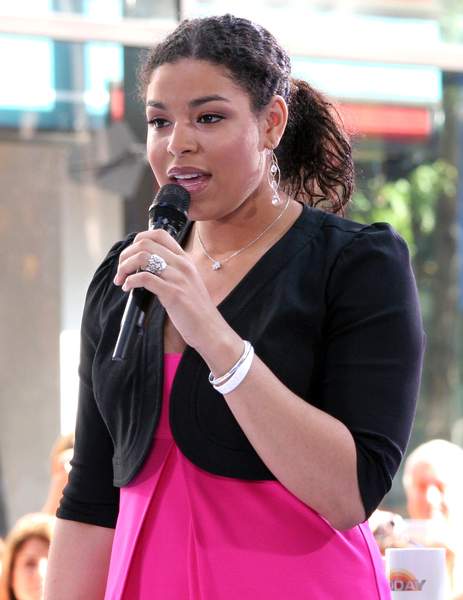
[122,282,128,291]
[113,275,119,285]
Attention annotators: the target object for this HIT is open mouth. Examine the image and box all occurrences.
[170,173,211,193]
[172,173,203,181]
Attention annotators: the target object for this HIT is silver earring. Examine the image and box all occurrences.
[268,150,281,206]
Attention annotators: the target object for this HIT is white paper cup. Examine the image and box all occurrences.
[385,547,447,599]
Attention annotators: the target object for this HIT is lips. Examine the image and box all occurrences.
[172,174,211,194]
[167,167,211,194]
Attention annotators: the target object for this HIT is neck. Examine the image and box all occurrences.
[194,193,292,257]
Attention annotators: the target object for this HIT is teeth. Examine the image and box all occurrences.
[174,174,201,180]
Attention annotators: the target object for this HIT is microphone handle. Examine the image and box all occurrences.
[111,220,178,362]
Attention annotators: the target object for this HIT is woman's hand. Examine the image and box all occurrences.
[113,229,231,353]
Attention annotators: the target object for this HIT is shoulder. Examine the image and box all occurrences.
[313,210,418,312]
[298,205,410,266]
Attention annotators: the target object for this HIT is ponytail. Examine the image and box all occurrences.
[277,78,354,214]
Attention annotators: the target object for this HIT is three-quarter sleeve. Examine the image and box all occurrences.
[57,239,130,528]
[319,223,424,518]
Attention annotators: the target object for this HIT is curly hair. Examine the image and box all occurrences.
[138,14,353,214]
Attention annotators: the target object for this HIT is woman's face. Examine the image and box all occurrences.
[145,58,270,221]
[11,537,49,600]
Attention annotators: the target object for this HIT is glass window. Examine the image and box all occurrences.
[0,37,123,130]
[0,0,178,19]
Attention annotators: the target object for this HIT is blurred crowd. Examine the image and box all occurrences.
[370,439,463,600]
[0,435,462,599]
[0,434,73,600]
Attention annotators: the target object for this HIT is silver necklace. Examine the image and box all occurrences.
[197,197,291,270]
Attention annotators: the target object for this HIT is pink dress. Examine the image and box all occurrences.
[104,354,391,599]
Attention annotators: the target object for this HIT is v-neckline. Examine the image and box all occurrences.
[177,203,316,314]
[159,204,326,355]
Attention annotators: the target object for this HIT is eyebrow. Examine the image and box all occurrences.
[146,95,230,109]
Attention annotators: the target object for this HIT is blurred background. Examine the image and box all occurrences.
[0,0,462,533]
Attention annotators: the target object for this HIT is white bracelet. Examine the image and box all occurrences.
[208,341,251,386]
[212,345,254,395]
[209,341,255,395]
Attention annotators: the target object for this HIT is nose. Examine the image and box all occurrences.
[167,122,197,157]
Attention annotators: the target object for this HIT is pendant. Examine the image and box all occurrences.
[212,261,222,270]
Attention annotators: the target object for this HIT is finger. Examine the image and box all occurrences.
[133,229,185,256]
[118,230,183,264]
[121,269,173,296]
[115,242,182,285]
[113,250,150,285]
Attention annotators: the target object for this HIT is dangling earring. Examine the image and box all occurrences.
[268,149,281,206]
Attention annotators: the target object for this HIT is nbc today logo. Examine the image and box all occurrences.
[389,569,426,592]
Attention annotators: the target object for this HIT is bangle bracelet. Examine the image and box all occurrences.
[212,345,255,395]
[208,341,252,386]
[209,341,254,394]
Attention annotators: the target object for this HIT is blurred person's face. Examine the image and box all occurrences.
[51,447,73,477]
[11,536,49,600]
[406,462,447,520]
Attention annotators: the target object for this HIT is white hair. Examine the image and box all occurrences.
[403,438,463,490]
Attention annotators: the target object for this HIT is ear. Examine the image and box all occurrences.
[260,95,288,150]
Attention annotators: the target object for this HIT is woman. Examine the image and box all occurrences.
[0,513,54,600]
[45,14,424,600]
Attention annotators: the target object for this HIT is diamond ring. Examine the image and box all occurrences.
[143,253,167,276]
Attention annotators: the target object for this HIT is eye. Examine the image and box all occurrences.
[25,559,38,568]
[198,114,223,124]
[147,117,170,129]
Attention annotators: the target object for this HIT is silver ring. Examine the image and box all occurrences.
[144,253,167,276]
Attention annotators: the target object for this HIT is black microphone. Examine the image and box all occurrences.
[112,184,190,362]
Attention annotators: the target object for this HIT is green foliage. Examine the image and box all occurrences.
[439,0,463,42]
[349,160,457,259]
[349,159,457,330]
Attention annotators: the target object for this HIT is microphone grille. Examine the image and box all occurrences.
[152,183,190,214]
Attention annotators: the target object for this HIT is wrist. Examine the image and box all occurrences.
[193,316,244,377]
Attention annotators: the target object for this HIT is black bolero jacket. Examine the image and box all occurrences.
[58,206,424,528]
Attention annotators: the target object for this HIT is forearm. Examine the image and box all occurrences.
[45,518,114,600]
[198,327,365,531]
